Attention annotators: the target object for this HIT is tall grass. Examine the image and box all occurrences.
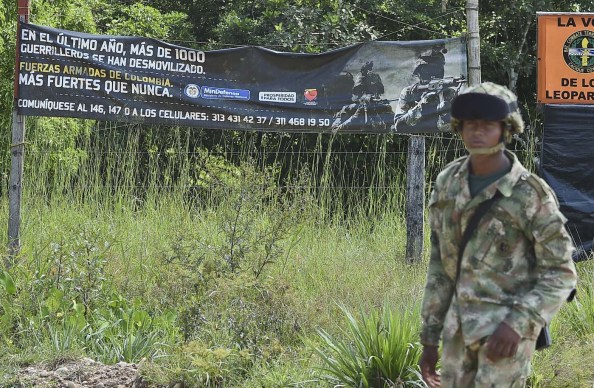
[554,260,594,340]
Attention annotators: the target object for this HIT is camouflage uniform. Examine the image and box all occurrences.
[420,150,577,387]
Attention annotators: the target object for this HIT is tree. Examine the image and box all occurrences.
[478,0,583,94]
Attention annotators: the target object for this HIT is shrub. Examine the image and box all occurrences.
[311,302,424,388]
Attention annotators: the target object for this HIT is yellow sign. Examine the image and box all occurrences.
[537,13,594,104]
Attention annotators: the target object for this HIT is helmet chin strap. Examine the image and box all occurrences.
[465,142,505,155]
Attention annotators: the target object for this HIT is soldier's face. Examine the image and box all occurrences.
[461,120,503,149]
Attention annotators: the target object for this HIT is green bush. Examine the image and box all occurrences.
[165,341,253,387]
[311,302,424,388]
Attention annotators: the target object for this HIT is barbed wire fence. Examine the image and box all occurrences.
[18,117,543,221]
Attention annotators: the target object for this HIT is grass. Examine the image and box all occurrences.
[0,181,430,386]
[0,122,592,386]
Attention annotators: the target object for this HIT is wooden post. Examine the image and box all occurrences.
[405,135,425,264]
[466,0,481,86]
[8,0,31,263]
[8,112,26,260]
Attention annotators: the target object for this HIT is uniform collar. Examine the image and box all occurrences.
[454,150,527,200]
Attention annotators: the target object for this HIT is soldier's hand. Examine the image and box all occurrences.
[485,322,521,362]
[420,345,441,388]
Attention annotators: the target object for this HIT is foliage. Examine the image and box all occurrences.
[25,117,94,191]
[32,0,98,32]
[311,302,424,388]
[86,296,178,363]
[478,0,584,89]
[210,0,378,51]
[528,260,594,387]
[362,0,467,41]
[30,0,193,41]
[0,219,179,366]
[1,164,592,386]
[0,269,16,295]
[98,2,193,42]
[165,340,253,387]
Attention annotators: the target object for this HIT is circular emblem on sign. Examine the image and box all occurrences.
[184,84,200,98]
[563,30,594,73]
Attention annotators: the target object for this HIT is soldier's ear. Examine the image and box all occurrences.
[501,122,514,143]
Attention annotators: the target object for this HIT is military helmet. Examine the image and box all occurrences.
[413,63,444,83]
[418,44,447,66]
[413,44,447,83]
[450,82,524,142]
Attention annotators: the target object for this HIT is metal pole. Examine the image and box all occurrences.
[8,0,31,263]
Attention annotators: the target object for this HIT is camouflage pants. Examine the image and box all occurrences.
[440,328,535,388]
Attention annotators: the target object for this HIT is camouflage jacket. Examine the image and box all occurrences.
[420,150,577,346]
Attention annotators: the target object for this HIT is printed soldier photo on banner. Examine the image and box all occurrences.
[327,38,467,134]
[392,42,466,133]
[330,60,394,133]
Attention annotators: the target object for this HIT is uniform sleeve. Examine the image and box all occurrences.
[420,191,455,346]
[503,192,577,338]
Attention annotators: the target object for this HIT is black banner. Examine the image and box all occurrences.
[542,104,594,260]
[16,22,467,134]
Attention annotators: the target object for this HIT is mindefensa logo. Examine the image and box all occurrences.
[201,86,250,100]
[563,30,594,73]
[259,92,297,103]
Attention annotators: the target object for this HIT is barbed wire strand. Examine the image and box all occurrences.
[24,147,469,156]
[351,5,466,40]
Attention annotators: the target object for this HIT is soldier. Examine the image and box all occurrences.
[330,61,393,133]
[419,82,577,387]
[352,60,384,100]
[392,44,464,132]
